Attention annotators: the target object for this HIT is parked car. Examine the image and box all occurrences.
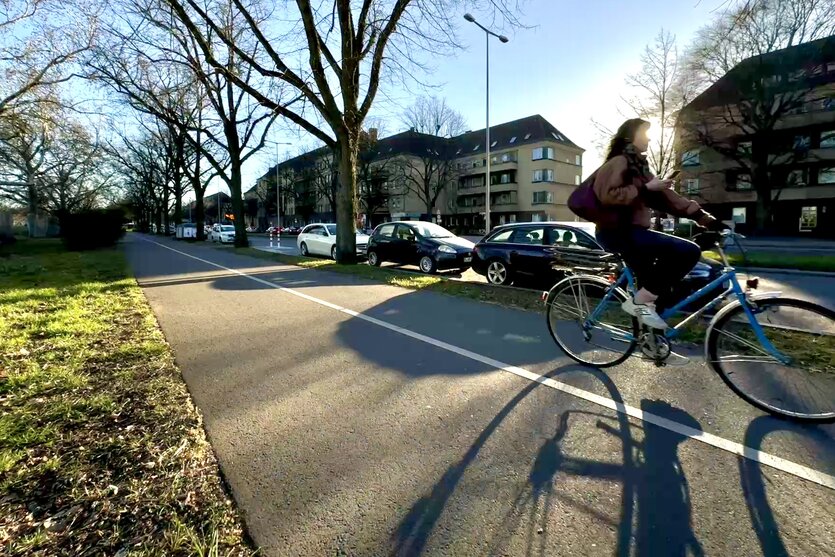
[296,223,370,259]
[366,221,475,274]
[209,224,236,244]
[472,221,722,305]
[266,226,283,235]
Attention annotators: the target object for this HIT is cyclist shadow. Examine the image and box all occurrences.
[486,396,704,557]
[392,364,705,557]
[740,416,835,557]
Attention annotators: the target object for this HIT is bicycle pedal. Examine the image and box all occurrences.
[665,351,692,367]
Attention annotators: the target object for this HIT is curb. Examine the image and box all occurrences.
[741,267,835,278]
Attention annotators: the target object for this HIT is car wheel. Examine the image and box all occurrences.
[419,255,437,274]
[367,250,381,267]
[486,259,511,285]
[300,242,309,256]
[331,245,337,260]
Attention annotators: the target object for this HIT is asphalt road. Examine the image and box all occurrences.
[248,234,835,309]
[127,234,835,557]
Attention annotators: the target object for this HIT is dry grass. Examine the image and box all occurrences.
[0,239,256,556]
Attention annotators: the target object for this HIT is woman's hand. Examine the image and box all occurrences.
[646,177,673,191]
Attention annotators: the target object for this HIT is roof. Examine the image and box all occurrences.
[251,114,583,189]
[684,34,835,111]
[452,115,582,155]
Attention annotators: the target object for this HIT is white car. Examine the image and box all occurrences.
[297,223,370,260]
[209,224,236,244]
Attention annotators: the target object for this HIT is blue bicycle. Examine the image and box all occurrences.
[545,231,835,422]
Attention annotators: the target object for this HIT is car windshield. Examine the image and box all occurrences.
[410,222,453,238]
[323,225,364,235]
[221,226,235,232]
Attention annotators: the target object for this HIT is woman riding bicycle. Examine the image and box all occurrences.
[590,118,725,329]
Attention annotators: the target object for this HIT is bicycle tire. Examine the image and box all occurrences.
[546,275,638,368]
[706,296,835,423]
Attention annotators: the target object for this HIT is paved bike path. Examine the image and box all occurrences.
[126,235,835,556]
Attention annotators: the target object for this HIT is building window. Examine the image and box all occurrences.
[575,154,581,165]
[819,167,835,184]
[732,207,747,224]
[509,214,516,223]
[788,169,807,187]
[524,133,532,140]
[551,132,565,141]
[500,174,511,184]
[574,175,580,185]
[800,206,818,231]
[820,131,835,148]
[794,135,811,151]
[681,149,701,167]
[532,191,554,204]
[473,144,480,151]
[491,152,517,164]
[531,213,543,222]
[736,174,752,191]
[533,169,555,183]
[532,147,555,161]
[491,140,498,147]
[684,178,700,194]
[509,136,517,143]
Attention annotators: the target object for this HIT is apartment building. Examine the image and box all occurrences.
[248,114,584,233]
[676,36,835,238]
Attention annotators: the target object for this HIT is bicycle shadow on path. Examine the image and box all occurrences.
[391,365,705,557]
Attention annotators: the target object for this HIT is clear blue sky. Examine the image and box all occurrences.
[225,0,727,198]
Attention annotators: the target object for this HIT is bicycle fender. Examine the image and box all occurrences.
[703,291,783,361]
[544,274,629,306]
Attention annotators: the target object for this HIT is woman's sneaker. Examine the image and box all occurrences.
[622,297,668,330]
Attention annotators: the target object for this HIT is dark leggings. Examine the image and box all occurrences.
[596,226,701,296]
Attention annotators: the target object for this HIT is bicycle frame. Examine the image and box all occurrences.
[584,249,788,362]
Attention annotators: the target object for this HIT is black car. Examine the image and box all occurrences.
[367,221,475,274]
[472,222,723,303]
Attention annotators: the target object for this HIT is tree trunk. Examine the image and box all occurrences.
[754,193,769,235]
[162,182,171,236]
[194,188,206,241]
[229,160,248,248]
[26,176,40,238]
[335,135,358,263]
[752,160,771,235]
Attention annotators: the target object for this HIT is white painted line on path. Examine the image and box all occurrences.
[142,238,835,491]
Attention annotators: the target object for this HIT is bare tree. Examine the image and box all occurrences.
[679,0,835,232]
[0,0,98,118]
[684,0,835,90]
[623,30,689,179]
[357,131,392,228]
[160,0,522,262]
[391,96,465,217]
[401,96,467,138]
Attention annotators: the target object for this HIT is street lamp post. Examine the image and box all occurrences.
[464,13,508,234]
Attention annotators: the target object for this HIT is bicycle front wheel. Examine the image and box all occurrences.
[546,275,638,367]
[707,297,835,422]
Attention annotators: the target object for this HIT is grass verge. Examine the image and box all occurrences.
[0,239,255,556]
[704,251,835,273]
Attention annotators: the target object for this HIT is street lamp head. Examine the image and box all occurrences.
[463,13,476,22]
[499,35,509,43]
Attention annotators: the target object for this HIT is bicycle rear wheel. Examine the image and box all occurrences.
[546,275,638,367]
[707,297,835,422]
